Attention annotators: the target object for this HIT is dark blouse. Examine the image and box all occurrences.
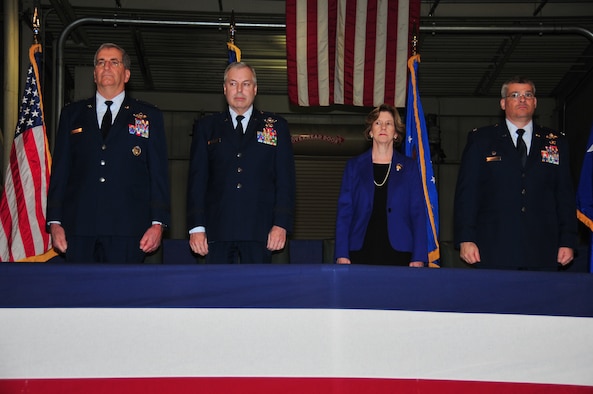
[349,163,412,266]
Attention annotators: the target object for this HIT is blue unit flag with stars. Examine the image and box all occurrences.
[405,54,440,266]
[576,122,593,272]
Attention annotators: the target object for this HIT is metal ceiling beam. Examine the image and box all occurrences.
[474,34,523,96]
[48,0,90,46]
[130,27,154,90]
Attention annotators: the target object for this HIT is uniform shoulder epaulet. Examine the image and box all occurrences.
[132,98,158,109]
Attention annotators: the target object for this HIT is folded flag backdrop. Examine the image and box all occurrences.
[405,54,440,266]
[576,122,593,272]
[0,43,54,262]
[286,0,420,108]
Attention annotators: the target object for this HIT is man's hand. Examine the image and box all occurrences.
[267,225,287,251]
[139,224,164,253]
[557,247,574,266]
[50,223,68,253]
[459,241,481,264]
[189,232,209,256]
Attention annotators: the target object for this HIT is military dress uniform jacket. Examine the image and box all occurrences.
[454,122,577,270]
[47,95,171,238]
[334,148,428,263]
[187,109,296,243]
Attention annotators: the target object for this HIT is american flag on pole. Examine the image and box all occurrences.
[286,0,420,108]
[0,43,55,262]
[405,54,440,266]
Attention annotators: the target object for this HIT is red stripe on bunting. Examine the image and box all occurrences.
[1,377,591,394]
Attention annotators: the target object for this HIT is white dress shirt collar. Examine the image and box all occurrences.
[96,91,125,127]
[506,119,534,152]
[229,106,253,130]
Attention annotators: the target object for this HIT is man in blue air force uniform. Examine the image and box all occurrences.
[47,43,170,263]
[454,76,576,270]
[187,62,295,263]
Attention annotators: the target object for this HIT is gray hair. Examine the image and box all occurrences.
[94,43,131,70]
[501,76,536,98]
[223,62,258,85]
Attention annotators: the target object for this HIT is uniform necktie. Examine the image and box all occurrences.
[101,100,113,139]
[235,115,245,141]
[516,128,527,167]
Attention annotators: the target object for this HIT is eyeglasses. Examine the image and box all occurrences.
[506,92,535,100]
[95,59,122,68]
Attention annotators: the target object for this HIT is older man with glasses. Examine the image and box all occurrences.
[454,76,577,271]
[47,43,170,263]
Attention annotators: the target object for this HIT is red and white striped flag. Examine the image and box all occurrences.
[0,43,54,262]
[286,0,420,108]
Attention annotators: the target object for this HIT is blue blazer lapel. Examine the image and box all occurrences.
[359,150,375,206]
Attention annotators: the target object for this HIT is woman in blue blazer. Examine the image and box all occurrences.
[335,104,428,266]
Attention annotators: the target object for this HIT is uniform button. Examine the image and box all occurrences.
[236,183,242,189]
[521,188,526,195]
[100,160,106,166]
[521,207,526,212]
[102,144,107,150]
[237,167,243,173]
[237,153,242,158]
[99,177,106,183]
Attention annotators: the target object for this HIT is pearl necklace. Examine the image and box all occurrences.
[374,162,391,187]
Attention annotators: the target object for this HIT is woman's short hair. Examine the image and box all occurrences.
[363,103,405,146]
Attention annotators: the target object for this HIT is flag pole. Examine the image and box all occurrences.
[406,22,441,267]
[411,23,418,56]
[227,10,241,63]
[32,5,40,43]
[229,10,236,45]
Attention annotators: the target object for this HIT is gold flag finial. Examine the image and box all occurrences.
[32,6,41,44]
[229,10,236,44]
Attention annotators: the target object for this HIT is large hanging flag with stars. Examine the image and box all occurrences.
[0,42,55,262]
[286,0,420,107]
[405,54,440,266]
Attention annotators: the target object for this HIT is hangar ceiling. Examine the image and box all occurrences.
[17,0,593,103]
